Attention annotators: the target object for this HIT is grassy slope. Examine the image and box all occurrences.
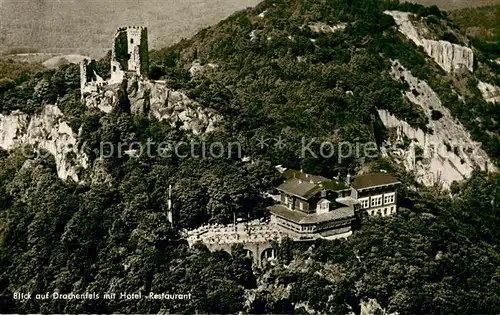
[1,0,499,59]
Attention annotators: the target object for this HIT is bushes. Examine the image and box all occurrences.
[0,78,15,93]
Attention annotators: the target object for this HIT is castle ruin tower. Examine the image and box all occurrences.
[110,26,149,84]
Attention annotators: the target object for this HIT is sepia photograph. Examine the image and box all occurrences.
[0,0,499,314]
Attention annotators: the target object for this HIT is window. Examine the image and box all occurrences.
[113,66,117,72]
[130,38,134,44]
[371,196,382,207]
[384,193,395,204]
[384,208,387,215]
[359,198,369,209]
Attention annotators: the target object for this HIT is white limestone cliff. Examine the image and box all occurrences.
[422,40,474,73]
[0,105,88,182]
[384,11,474,73]
[379,61,495,187]
[84,78,221,135]
[478,81,500,104]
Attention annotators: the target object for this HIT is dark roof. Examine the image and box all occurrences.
[321,180,348,191]
[277,178,323,200]
[351,173,400,190]
[269,204,355,224]
[282,169,347,191]
[282,169,330,184]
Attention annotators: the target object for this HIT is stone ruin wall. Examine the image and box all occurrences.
[82,26,149,94]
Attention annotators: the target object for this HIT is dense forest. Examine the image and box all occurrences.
[0,0,499,313]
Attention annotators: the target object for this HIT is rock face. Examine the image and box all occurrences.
[379,61,495,187]
[384,11,474,73]
[0,77,219,183]
[478,81,500,104]
[422,40,474,73]
[84,78,221,135]
[0,105,88,181]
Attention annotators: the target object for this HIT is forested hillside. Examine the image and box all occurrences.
[451,4,500,60]
[0,0,499,313]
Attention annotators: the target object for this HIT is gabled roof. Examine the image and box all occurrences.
[269,204,355,224]
[282,169,347,191]
[351,173,400,190]
[321,180,348,191]
[282,169,330,184]
[277,178,323,200]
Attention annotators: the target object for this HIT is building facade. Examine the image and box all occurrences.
[350,173,400,217]
[269,170,400,240]
[269,170,357,241]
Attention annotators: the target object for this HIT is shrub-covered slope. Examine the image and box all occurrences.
[0,0,499,314]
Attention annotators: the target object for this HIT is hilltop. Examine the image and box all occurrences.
[1,0,500,59]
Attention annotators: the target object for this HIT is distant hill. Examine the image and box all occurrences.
[0,0,260,58]
[409,0,500,10]
[1,0,499,59]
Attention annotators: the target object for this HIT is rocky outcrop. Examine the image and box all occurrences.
[130,79,221,135]
[379,61,495,187]
[422,40,474,73]
[478,81,500,103]
[384,11,474,73]
[308,22,346,34]
[84,78,221,135]
[189,61,218,77]
[84,89,115,113]
[0,105,88,182]
[360,299,396,315]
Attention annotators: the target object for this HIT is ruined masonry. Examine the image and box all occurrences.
[80,26,149,97]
